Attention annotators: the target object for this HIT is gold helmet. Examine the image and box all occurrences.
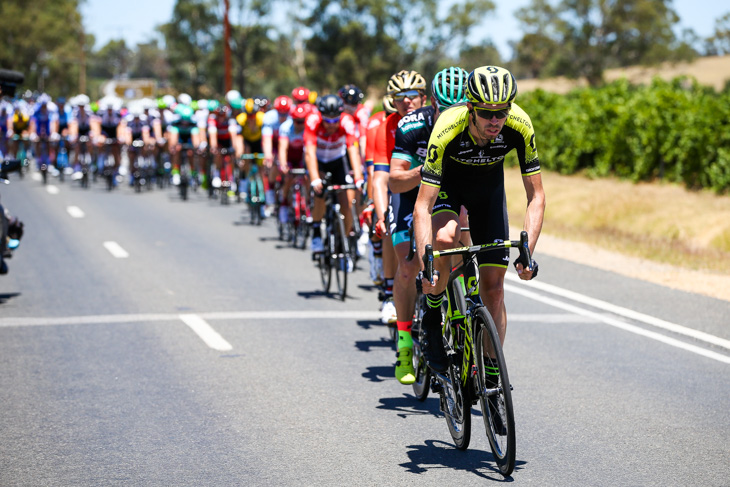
[382,95,396,114]
[386,70,426,95]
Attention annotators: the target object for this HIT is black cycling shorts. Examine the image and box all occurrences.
[434,165,510,268]
[315,156,352,198]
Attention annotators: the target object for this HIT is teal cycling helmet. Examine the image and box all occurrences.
[431,66,469,109]
[178,105,194,120]
[466,65,517,105]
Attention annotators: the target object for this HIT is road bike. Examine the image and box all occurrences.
[288,168,311,249]
[418,231,534,476]
[75,135,92,188]
[316,173,356,301]
[98,138,117,191]
[178,142,197,201]
[242,153,266,225]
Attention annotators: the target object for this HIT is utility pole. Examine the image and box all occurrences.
[80,31,87,94]
[224,0,232,93]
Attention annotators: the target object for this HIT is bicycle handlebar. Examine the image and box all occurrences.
[240,153,265,160]
[422,230,533,283]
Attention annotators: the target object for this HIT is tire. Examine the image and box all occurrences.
[411,292,430,401]
[294,216,308,249]
[332,212,348,300]
[473,306,516,476]
[443,359,472,450]
[318,252,331,293]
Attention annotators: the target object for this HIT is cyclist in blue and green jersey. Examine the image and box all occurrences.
[388,67,470,384]
[414,66,545,374]
[168,105,202,180]
[372,70,428,328]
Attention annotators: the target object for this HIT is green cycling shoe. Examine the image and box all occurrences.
[395,347,416,384]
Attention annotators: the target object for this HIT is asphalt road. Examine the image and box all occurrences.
[1,169,728,486]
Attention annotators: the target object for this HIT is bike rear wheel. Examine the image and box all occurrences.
[473,306,516,476]
[442,361,472,450]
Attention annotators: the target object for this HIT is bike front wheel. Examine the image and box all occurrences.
[331,215,348,300]
[473,306,516,476]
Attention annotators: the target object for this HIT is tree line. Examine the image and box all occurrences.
[1,0,729,99]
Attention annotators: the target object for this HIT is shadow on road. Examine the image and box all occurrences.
[399,438,525,480]
[361,365,393,383]
[354,336,394,353]
[0,292,21,305]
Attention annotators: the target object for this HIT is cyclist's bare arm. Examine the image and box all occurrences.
[304,144,321,192]
[372,169,389,232]
[517,172,545,279]
[389,157,420,194]
[208,127,218,150]
[347,144,363,182]
[413,182,439,269]
[262,135,274,167]
[278,137,289,173]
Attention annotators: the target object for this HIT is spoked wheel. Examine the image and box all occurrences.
[294,217,308,249]
[180,176,188,201]
[442,362,472,450]
[411,292,430,401]
[249,201,262,225]
[318,252,331,293]
[474,306,516,477]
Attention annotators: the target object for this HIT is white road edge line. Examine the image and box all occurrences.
[67,206,85,218]
[506,273,730,351]
[505,283,730,365]
[103,241,129,258]
[179,314,233,351]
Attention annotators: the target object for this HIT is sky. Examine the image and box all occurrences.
[82,0,729,61]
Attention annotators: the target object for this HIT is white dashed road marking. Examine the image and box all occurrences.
[103,241,129,258]
[67,206,85,218]
[179,314,233,351]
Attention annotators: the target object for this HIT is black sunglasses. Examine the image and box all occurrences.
[473,105,511,120]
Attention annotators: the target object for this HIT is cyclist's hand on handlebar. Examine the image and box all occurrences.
[514,259,539,280]
[374,218,388,239]
[311,177,323,194]
[418,270,440,294]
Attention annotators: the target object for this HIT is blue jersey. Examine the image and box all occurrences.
[261,109,288,139]
[278,118,305,166]
[32,106,53,137]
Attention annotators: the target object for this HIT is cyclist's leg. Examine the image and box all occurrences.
[420,190,463,372]
[310,162,327,254]
[468,174,510,345]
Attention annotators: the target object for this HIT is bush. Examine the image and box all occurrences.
[516,77,730,193]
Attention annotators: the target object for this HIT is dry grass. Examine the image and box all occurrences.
[504,167,730,275]
[518,55,730,93]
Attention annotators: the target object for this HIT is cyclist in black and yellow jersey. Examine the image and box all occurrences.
[414,65,545,373]
[236,98,266,173]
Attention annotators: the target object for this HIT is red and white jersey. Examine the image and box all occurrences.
[350,104,371,138]
[304,112,357,163]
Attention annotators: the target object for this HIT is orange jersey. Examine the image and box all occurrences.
[372,112,402,173]
[365,111,387,168]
